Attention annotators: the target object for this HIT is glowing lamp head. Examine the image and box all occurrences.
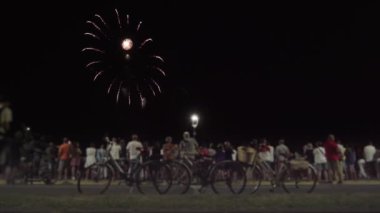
[191,114,199,128]
[122,38,133,51]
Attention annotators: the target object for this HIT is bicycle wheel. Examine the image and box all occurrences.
[280,164,317,193]
[40,169,57,185]
[167,161,192,194]
[210,160,246,194]
[246,165,263,193]
[77,163,114,194]
[11,166,28,185]
[135,161,172,194]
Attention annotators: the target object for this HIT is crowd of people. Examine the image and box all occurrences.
[0,127,379,185]
[0,97,380,185]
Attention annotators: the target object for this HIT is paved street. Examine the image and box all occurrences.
[0,181,379,213]
[0,181,379,195]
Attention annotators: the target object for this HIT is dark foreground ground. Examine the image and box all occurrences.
[0,180,379,213]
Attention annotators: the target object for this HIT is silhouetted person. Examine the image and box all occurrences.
[179,131,199,160]
[0,99,13,136]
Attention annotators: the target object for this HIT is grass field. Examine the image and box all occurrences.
[0,191,379,212]
[0,180,380,212]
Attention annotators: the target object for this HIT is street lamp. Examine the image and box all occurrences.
[191,114,199,137]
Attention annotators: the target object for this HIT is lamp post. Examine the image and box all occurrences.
[191,114,199,137]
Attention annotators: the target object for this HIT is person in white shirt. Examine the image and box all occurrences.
[84,143,97,179]
[358,158,368,179]
[358,141,376,179]
[268,143,274,167]
[275,139,290,172]
[232,148,237,161]
[106,137,121,178]
[107,137,121,161]
[85,143,97,168]
[363,141,377,178]
[313,141,328,182]
[258,138,272,180]
[126,134,143,176]
[374,149,380,179]
[364,141,376,162]
[337,140,346,180]
[179,131,199,160]
[258,139,271,162]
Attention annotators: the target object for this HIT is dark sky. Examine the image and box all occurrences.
[2,1,380,145]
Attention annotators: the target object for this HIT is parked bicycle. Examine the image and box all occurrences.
[243,149,318,193]
[77,142,172,195]
[178,155,246,194]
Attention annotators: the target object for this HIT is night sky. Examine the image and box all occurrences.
[2,1,380,147]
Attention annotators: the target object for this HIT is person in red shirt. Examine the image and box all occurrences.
[198,143,210,158]
[162,136,178,161]
[324,134,343,184]
[57,137,71,181]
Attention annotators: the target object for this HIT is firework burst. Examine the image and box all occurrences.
[83,9,166,107]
